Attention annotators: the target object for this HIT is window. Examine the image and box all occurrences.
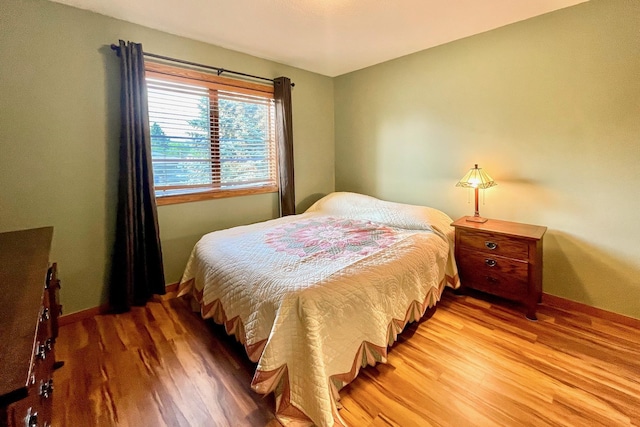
[145,62,278,205]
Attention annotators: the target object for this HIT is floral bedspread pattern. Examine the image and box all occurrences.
[178,192,460,427]
[265,217,399,260]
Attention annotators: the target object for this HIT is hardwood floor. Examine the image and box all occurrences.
[52,291,640,426]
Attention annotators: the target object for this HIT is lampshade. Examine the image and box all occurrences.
[456,164,496,223]
[456,164,497,190]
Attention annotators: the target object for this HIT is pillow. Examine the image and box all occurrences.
[305,192,454,240]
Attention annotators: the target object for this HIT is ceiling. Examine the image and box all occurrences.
[49,0,587,77]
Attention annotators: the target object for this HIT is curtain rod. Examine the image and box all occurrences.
[110,44,294,87]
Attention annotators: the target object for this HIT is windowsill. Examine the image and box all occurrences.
[155,185,278,206]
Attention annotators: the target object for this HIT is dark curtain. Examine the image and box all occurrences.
[274,77,295,216]
[110,40,166,313]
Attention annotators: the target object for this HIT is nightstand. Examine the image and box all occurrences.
[451,217,547,320]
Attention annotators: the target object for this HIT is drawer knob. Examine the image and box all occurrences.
[485,259,497,267]
[485,241,498,250]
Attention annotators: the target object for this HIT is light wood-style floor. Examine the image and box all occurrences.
[52,291,640,426]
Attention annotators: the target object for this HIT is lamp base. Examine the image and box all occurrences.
[466,216,489,223]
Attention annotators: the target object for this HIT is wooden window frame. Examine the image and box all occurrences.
[145,62,278,206]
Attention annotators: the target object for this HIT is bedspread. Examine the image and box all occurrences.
[178,192,459,426]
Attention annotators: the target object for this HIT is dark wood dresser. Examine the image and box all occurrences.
[452,217,547,320]
[0,227,62,427]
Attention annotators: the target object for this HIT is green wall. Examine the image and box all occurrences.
[0,0,334,314]
[335,0,640,319]
[2,0,638,320]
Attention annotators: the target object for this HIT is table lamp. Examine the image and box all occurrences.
[456,164,497,223]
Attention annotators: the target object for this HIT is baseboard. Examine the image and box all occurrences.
[543,293,640,328]
[59,304,110,326]
[59,282,181,326]
[58,288,638,328]
[164,281,179,295]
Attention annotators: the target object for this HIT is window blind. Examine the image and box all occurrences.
[145,65,277,199]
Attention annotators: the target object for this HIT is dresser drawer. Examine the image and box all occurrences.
[6,393,38,427]
[32,356,55,425]
[458,229,529,260]
[457,249,529,301]
[46,263,62,340]
[37,296,52,341]
[6,349,55,427]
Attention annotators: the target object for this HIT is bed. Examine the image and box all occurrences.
[178,192,460,426]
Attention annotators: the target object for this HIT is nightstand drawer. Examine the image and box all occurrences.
[457,249,529,300]
[458,229,529,260]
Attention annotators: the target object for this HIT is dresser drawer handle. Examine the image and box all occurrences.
[40,307,50,323]
[485,241,498,250]
[24,407,38,427]
[36,343,47,360]
[39,379,54,399]
[485,259,497,267]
